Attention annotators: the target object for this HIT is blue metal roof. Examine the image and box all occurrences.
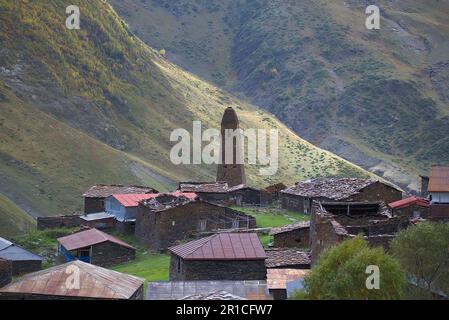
[0,237,42,261]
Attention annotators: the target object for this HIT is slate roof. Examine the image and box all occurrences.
[111,192,197,208]
[57,228,135,251]
[169,233,267,260]
[267,269,309,290]
[179,181,229,193]
[264,183,287,193]
[388,196,429,209]
[141,193,198,211]
[0,260,144,299]
[281,178,379,200]
[180,290,247,300]
[265,248,311,268]
[0,237,42,262]
[428,166,449,192]
[83,184,157,198]
[147,281,272,300]
[269,221,310,236]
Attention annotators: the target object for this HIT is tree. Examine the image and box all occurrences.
[292,236,406,300]
[391,222,449,299]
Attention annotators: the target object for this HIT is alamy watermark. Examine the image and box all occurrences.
[66,5,80,30]
[170,121,279,176]
[366,5,380,30]
[365,265,380,290]
[65,264,80,290]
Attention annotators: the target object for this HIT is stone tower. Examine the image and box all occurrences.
[216,107,246,187]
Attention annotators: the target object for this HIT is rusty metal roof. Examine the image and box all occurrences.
[0,260,144,299]
[269,221,310,236]
[281,178,379,200]
[267,269,309,290]
[169,233,267,260]
[83,184,157,198]
[179,181,229,193]
[388,196,429,209]
[57,228,135,251]
[265,248,311,268]
[428,166,449,192]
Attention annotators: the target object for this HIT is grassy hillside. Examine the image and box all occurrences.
[0,194,35,238]
[0,0,375,221]
[111,0,449,191]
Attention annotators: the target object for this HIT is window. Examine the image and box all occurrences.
[79,249,90,258]
[199,219,207,231]
[232,220,239,229]
[177,257,181,273]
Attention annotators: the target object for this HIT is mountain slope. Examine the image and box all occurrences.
[110,0,449,191]
[0,0,376,221]
[0,194,35,238]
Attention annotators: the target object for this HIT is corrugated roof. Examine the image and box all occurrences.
[57,228,135,251]
[281,178,378,200]
[0,237,42,262]
[267,269,309,290]
[0,260,144,299]
[147,281,272,300]
[388,196,429,209]
[79,212,115,221]
[428,166,449,192]
[269,221,310,236]
[112,192,197,208]
[265,248,311,268]
[83,184,157,198]
[169,233,267,260]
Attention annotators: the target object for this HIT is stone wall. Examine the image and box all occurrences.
[349,182,402,204]
[0,259,12,288]
[90,242,135,267]
[392,204,429,219]
[135,201,256,249]
[84,197,105,214]
[11,260,42,276]
[280,193,305,213]
[169,254,267,281]
[37,214,82,230]
[273,228,310,248]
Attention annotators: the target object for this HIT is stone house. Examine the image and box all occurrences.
[0,259,12,288]
[105,192,197,232]
[228,184,266,206]
[82,184,157,214]
[264,183,287,203]
[79,212,117,230]
[281,178,402,214]
[310,201,410,263]
[0,260,144,300]
[135,195,256,249]
[168,233,267,281]
[267,269,309,300]
[178,181,230,203]
[424,166,449,220]
[269,221,310,248]
[388,196,430,219]
[57,228,135,267]
[0,237,42,276]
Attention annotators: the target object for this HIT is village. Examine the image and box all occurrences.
[0,107,448,300]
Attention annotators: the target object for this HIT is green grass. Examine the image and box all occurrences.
[11,227,81,268]
[233,206,309,247]
[112,252,170,282]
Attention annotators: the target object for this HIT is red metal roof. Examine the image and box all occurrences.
[57,228,135,251]
[428,166,449,192]
[169,233,267,261]
[388,196,429,209]
[112,192,197,208]
[0,260,143,299]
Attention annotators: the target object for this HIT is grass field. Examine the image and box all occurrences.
[233,206,309,247]
[0,194,35,238]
